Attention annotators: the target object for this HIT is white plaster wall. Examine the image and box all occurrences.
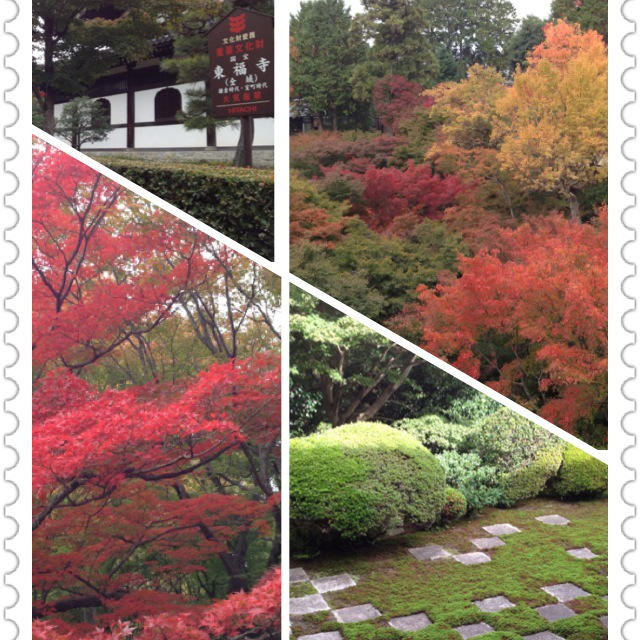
[215,117,274,147]
[135,124,207,148]
[104,94,127,125]
[135,82,204,123]
[82,128,127,150]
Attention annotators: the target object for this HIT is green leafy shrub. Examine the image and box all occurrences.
[547,445,608,499]
[440,486,467,524]
[392,414,470,453]
[99,158,274,259]
[290,422,446,550]
[442,394,502,425]
[468,407,561,469]
[436,450,503,511]
[501,443,564,506]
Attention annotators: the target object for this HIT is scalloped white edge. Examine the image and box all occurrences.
[0,1,637,639]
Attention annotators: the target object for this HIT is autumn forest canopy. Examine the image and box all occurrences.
[32,140,281,640]
[290,0,608,448]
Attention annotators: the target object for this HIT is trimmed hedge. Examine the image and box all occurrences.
[547,445,608,499]
[441,487,467,524]
[392,414,469,453]
[99,158,274,259]
[290,422,447,550]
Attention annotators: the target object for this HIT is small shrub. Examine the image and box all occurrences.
[441,486,467,524]
[436,450,503,512]
[500,443,564,507]
[392,414,470,453]
[99,158,274,259]
[547,445,608,499]
[290,422,446,550]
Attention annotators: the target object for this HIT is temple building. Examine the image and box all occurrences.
[52,8,274,161]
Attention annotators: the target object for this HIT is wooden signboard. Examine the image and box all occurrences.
[208,8,274,119]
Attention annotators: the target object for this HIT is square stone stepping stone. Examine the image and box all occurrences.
[332,603,381,623]
[409,543,451,561]
[389,612,432,631]
[455,622,494,638]
[566,547,598,560]
[299,634,343,640]
[290,567,310,583]
[601,615,608,628]
[535,603,577,622]
[290,594,330,616]
[541,583,591,602]
[536,514,570,526]
[311,573,356,593]
[473,595,516,612]
[471,537,505,550]
[454,551,492,565]
[482,523,521,536]
[523,633,566,640]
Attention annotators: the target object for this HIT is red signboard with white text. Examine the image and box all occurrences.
[208,8,274,119]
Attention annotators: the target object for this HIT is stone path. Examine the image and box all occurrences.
[293,513,604,639]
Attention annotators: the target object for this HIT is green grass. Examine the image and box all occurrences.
[291,497,607,640]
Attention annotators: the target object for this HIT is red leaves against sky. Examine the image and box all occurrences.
[32,141,281,637]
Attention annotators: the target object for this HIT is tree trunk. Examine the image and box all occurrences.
[233,117,254,166]
[332,106,338,131]
[43,17,56,133]
[568,190,581,223]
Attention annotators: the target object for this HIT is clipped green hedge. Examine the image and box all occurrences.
[547,445,608,499]
[290,422,446,550]
[99,158,274,259]
[440,486,467,524]
[392,414,470,453]
[500,443,565,507]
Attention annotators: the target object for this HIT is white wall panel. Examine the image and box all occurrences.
[135,124,207,148]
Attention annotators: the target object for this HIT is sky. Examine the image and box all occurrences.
[289,0,553,21]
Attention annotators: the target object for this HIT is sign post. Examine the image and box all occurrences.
[208,8,274,167]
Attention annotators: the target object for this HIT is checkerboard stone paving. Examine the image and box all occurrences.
[388,612,432,631]
[408,543,451,561]
[290,593,330,616]
[566,547,598,559]
[332,603,381,623]
[290,567,310,584]
[482,523,521,536]
[541,582,591,602]
[454,551,492,565]
[536,514,571,526]
[298,633,343,640]
[471,536,505,550]
[535,603,577,622]
[310,573,356,593]
[523,633,566,640]
[455,621,494,638]
[473,595,516,612]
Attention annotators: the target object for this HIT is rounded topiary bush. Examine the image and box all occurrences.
[547,445,608,499]
[392,414,469,453]
[441,487,467,524]
[290,422,447,550]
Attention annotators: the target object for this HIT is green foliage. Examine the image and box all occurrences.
[551,0,608,41]
[468,407,562,470]
[290,422,447,550]
[55,97,112,149]
[436,450,503,511]
[440,486,467,524]
[351,0,439,101]
[501,444,564,507]
[506,15,546,72]
[421,0,518,76]
[392,414,469,453]
[441,393,501,425]
[547,445,608,500]
[291,0,366,130]
[291,215,465,323]
[99,158,274,259]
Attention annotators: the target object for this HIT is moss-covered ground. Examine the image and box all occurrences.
[290,497,607,640]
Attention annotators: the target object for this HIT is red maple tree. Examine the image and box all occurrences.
[32,141,281,638]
